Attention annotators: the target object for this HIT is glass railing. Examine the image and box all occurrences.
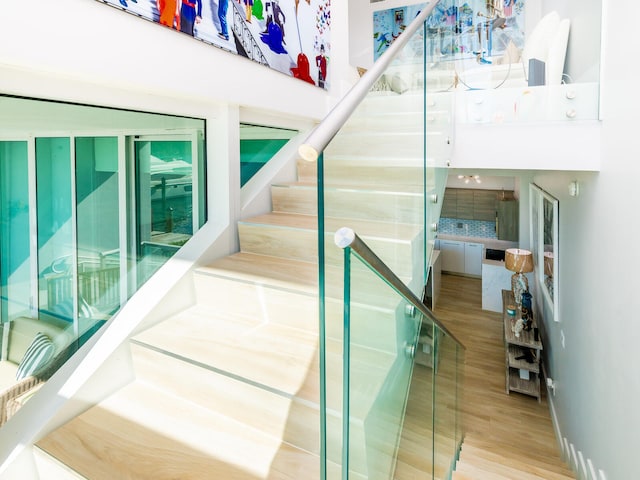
[0,96,206,426]
[297,2,463,478]
[333,228,465,480]
[426,0,601,124]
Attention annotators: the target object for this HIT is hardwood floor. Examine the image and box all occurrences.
[395,273,575,479]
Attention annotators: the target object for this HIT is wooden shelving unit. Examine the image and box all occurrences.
[502,290,543,402]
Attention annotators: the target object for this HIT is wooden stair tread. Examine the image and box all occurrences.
[133,305,395,416]
[239,212,421,239]
[38,381,319,480]
[196,252,411,312]
[197,252,319,293]
[272,181,424,194]
[130,343,295,439]
[133,305,318,397]
[455,461,515,480]
[459,442,575,479]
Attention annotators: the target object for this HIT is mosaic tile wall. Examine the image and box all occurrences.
[438,217,497,239]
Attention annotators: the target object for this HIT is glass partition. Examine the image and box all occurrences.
[336,239,465,480]
[75,137,121,329]
[315,7,458,477]
[0,141,31,321]
[0,95,206,426]
[240,124,297,186]
[36,137,74,324]
[133,137,196,288]
[433,329,460,479]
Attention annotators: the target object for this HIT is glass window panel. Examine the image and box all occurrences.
[0,141,31,321]
[239,124,297,187]
[36,137,74,323]
[134,139,194,287]
[75,137,121,331]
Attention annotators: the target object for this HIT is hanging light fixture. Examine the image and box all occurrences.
[458,175,482,184]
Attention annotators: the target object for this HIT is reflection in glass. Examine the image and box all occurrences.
[240,124,297,186]
[75,137,121,332]
[0,141,31,321]
[134,139,194,287]
[543,197,554,301]
[36,137,74,323]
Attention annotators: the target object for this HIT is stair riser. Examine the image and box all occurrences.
[326,133,422,160]
[238,224,419,278]
[354,92,453,115]
[272,185,423,225]
[297,159,424,187]
[340,111,452,135]
[325,300,400,353]
[193,272,402,353]
[325,136,452,163]
[285,401,395,478]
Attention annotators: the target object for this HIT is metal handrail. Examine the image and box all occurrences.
[334,227,466,349]
[298,0,441,162]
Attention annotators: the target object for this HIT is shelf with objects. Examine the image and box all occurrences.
[502,289,543,402]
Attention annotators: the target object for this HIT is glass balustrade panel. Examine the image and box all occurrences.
[318,10,458,479]
[342,251,426,480]
[433,328,460,479]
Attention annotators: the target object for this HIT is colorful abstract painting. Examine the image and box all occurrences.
[98,0,331,89]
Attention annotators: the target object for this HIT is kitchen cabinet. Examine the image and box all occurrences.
[464,242,483,276]
[473,191,497,221]
[442,188,515,222]
[497,200,519,241]
[439,240,482,276]
[456,190,474,220]
[441,190,457,218]
[439,240,465,273]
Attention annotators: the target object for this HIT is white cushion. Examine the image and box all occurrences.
[16,333,54,380]
[546,19,571,85]
[521,11,561,76]
[386,73,410,94]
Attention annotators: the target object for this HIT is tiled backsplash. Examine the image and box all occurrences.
[438,217,497,239]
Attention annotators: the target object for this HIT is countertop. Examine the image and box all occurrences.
[437,234,518,252]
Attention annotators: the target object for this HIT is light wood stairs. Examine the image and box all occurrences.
[453,434,576,480]
[34,94,434,479]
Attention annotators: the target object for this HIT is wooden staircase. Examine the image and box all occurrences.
[453,435,576,480]
[34,93,432,479]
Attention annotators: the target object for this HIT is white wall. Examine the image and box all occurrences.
[531,2,640,478]
[541,0,603,83]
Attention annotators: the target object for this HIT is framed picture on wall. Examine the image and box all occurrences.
[529,183,559,323]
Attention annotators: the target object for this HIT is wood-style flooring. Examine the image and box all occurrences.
[395,273,575,479]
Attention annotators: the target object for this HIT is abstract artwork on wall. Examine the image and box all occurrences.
[98,0,331,89]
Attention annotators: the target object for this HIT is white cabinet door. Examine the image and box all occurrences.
[440,240,465,273]
[464,242,483,276]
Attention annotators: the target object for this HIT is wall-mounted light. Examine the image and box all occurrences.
[458,175,481,184]
[569,180,579,197]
